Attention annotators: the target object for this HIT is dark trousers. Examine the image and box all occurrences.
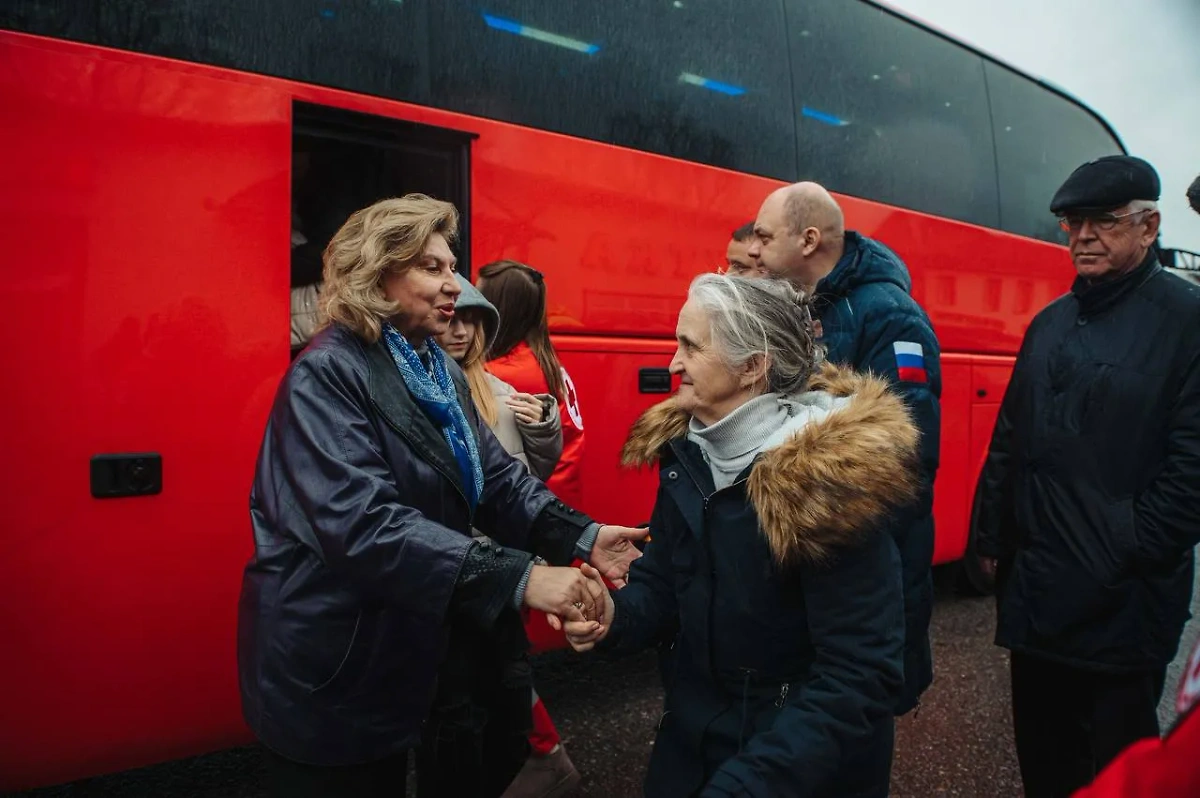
[416,617,533,798]
[1010,652,1166,798]
[415,692,530,798]
[263,748,408,798]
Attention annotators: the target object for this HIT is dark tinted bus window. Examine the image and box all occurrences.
[986,63,1123,243]
[428,2,795,179]
[1,0,795,180]
[784,0,998,228]
[0,1,434,107]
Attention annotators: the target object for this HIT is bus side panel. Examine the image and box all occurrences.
[551,338,679,523]
[0,37,290,789]
[968,358,1018,520]
[931,356,974,564]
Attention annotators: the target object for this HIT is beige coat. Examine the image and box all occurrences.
[485,373,562,481]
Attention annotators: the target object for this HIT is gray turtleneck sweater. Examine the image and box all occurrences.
[687,391,852,490]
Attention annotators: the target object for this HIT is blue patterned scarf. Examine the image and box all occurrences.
[381,323,484,510]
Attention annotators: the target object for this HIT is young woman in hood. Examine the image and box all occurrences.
[438,274,563,483]
[478,261,586,510]
[559,274,916,798]
[436,274,580,797]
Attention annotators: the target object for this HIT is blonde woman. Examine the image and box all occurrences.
[237,195,648,798]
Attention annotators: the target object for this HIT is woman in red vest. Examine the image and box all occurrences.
[479,261,586,510]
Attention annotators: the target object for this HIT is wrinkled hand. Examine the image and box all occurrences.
[550,563,614,652]
[589,525,650,588]
[522,564,607,623]
[506,393,545,425]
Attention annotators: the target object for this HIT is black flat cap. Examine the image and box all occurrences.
[1050,155,1160,214]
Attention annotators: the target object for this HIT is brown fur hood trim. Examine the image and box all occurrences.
[621,363,919,566]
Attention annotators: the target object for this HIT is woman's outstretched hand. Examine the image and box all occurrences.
[522,564,607,623]
[590,525,650,588]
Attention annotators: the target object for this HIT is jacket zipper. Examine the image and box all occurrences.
[672,447,750,698]
[674,451,796,746]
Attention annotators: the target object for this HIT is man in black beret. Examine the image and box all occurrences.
[975,155,1200,797]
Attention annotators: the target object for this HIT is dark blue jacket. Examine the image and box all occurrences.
[238,325,586,765]
[612,365,914,797]
[813,231,941,713]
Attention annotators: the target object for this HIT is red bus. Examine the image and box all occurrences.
[0,0,1124,790]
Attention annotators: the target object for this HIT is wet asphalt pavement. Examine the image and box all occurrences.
[10,570,1029,798]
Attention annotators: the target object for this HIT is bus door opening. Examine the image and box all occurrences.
[289,102,475,357]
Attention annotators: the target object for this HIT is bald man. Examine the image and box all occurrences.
[750,182,942,718]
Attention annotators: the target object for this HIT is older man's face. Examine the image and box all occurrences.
[1063,204,1159,281]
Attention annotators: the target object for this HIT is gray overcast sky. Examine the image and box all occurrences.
[882,0,1200,251]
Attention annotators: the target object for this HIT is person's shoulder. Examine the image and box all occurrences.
[485,371,516,397]
[849,280,933,337]
[293,324,368,378]
[1146,268,1200,311]
[1030,292,1075,325]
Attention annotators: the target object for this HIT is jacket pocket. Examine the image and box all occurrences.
[309,611,363,694]
[1101,498,1138,584]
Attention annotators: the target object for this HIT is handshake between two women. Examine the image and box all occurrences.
[520,524,644,652]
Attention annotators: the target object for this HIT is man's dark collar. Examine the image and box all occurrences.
[1070,249,1160,316]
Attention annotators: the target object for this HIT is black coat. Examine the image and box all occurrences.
[813,231,941,714]
[612,366,916,798]
[976,253,1200,672]
[238,325,581,765]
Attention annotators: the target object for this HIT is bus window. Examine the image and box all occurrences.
[784,0,999,229]
[427,1,796,179]
[986,62,1123,243]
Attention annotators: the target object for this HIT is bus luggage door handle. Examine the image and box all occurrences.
[638,368,672,394]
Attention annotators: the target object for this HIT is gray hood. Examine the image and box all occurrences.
[454,273,500,347]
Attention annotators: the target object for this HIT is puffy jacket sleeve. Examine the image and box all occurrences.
[517,394,564,482]
[604,498,680,653]
[855,301,940,713]
[702,534,905,798]
[1131,345,1200,566]
[857,303,940,496]
[265,351,473,621]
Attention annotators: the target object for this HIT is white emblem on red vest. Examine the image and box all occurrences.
[561,368,584,430]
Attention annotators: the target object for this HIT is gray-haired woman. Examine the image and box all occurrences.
[560,274,916,797]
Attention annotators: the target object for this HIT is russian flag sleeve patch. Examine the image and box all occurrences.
[893,341,927,383]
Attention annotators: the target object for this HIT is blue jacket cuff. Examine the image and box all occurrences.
[575,522,602,561]
[511,561,535,610]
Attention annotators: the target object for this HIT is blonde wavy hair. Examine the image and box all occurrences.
[454,311,500,429]
[319,194,459,343]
